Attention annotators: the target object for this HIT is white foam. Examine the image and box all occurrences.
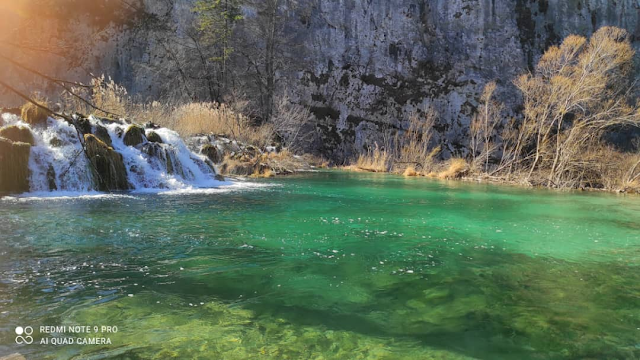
[1,192,138,202]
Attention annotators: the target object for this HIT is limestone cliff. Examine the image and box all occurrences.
[1,0,638,160]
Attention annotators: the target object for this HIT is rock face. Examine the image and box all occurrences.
[1,0,638,160]
[286,0,640,160]
[0,137,31,194]
[84,134,130,191]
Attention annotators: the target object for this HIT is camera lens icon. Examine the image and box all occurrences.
[15,326,33,345]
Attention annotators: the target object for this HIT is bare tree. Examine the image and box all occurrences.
[510,26,640,187]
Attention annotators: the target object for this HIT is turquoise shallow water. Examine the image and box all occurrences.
[0,171,639,359]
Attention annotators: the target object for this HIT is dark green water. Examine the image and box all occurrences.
[0,171,639,359]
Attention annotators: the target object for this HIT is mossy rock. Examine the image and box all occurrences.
[84,134,130,191]
[201,144,221,163]
[0,125,35,145]
[0,137,31,194]
[20,101,51,127]
[123,125,146,147]
[146,131,163,143]
[93,124,112,147]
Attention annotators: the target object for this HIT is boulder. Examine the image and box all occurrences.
[0,137,31,194]
[84,134,130,191]
[74,116,93,135]
[0,125,35,145]
[123,125,146,147]
[93,124,112,147]
[146,131,163,143]
[20,101,51,127]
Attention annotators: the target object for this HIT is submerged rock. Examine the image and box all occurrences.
[0,137,31,193]
[123,125,146,147]
[0,125,35,145]
[146,131,163,143]
[84,134,130,191]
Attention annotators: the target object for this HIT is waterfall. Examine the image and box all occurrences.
[1,113,226,193]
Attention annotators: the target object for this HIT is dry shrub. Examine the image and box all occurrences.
[355,145,391,172]
[578,144,640,191]
[21,97,52,126]
[437,158,469,179]
[506,26,640,187]
[270,94,315,151]
[403,166,418,177]
[90,76,128,117]
[352,107,439,174]
[395,108,437,171]
[470,81,503,173]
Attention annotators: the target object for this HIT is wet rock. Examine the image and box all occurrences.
[93,124,113,147]
[123,125,146,147]
[84,134,130,191]
[144,122,161,129]
[74,116,93,135]
[0,137,31,194]
[49,137,64,147]
[201,144,221,164]
[97,117,123,125]
[146,131,163,143]
[0,125,35,145]
[220,161,257,176]
[47,164,57,191]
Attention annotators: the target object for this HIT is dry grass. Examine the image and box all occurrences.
[355,145,391,172]
[437,158,469,180]
[403,166,418,177]
[62,76,276,149]
[350,108,439,175]
[20,97,52,126]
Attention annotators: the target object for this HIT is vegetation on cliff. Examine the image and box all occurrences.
[350,27,640,193]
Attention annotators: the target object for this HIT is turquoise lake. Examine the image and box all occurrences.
[0,171,638,359]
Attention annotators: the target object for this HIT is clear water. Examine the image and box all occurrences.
[0,171,639,359]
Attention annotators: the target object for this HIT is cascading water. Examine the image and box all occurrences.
[1,113,227,193]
